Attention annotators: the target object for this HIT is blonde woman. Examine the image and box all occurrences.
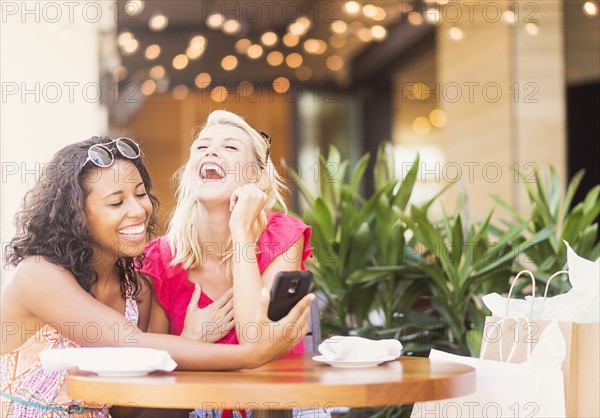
[143,109,312,342]
[141,110,317,417]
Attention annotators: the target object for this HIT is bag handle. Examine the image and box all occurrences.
[505,270,536,318]
[480,314,534,363]
[543,270,569,303]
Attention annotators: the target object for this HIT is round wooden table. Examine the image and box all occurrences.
[67,354,475,410]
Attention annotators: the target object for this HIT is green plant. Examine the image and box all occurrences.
[400,187,554,355]
[294,145,423,337]
[294,147,594,417]
[294,144,435,418]
[493,167,600,294]
[295,145,559,356]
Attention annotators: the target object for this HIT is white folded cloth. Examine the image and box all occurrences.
[318,336,402,361]
[40,347,177,373]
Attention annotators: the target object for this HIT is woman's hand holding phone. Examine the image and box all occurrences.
[243,287,314,367]
[267,271,313,321]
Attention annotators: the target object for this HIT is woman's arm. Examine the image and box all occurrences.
[228,187,305,343]
[146,289,170,334]
[135,286,310,370]
[230,233,304,341]
[260,237,304,289]
[6,258,312,370]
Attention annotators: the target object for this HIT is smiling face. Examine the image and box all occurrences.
[84,159,153,261]
[188,124,262,204]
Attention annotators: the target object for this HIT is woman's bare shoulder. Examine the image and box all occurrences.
[1,258,76,324]
[7,257,76,293]
[15,256,70,276]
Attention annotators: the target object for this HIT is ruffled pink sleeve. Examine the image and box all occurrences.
[256,212,313,272]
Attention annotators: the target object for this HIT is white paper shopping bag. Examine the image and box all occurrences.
[411,320,566,418]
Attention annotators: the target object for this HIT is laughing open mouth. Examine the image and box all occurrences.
[200,163,226,180]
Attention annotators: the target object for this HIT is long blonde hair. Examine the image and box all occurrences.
[167,110,288,270]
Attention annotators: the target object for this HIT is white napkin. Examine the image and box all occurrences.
[40,347,177,373]
[482,241,600,323]
[318,336,402,361]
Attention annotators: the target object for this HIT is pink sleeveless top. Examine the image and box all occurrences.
[141,212,313,351]
[0,284,139,417]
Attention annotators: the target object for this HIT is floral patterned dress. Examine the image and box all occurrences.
[1,287,139,417]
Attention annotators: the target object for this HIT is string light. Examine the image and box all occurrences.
[288,17,311,36]
[112,66,128,81]
[303,39,327,54]
[429,110,447,128]
[116,4,429,88]
[145,44,160,60]
[222,19,241,35]
[283,33,300,47]
[286,53,303,68]
[221,55,238,71]
[371,26,388,40]
[330,35,347,49]
[172,85,189,100]
[124,0,144,16]
[172,54,189,70]
[149,13,168,32]
[372,7,387,21]
[363,4,378,18]
[326,55,344,71]
[331,20,348,34]
[503,10,516,24]
[195,73,211,89]
[343,1,360,15]
[122,39,139,55]
[149,65,165,79]
[358,28,373,42]
[210,85,228,102]
[267,51,284,66]
[186,36,206,60]
[261,32,278,47]
[583,1,598,16]
[448,27,464,41]
[206,13,224,29]
[141,80,156,95]
[295,66,313,81]
[410,83,431,101]
[408,12,424,25]
[525,23,539,36]
[235,39,252,54]
[273,77,290,94]
[247,44,264,59]
[412,117,431,135]
[118,32,133,47]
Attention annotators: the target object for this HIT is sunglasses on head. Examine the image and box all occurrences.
[255,130,272,164]
[83,137,141,168]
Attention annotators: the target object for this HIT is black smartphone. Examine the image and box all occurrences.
[267,271,313,321]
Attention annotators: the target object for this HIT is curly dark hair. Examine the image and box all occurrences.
[4,136,160,302]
